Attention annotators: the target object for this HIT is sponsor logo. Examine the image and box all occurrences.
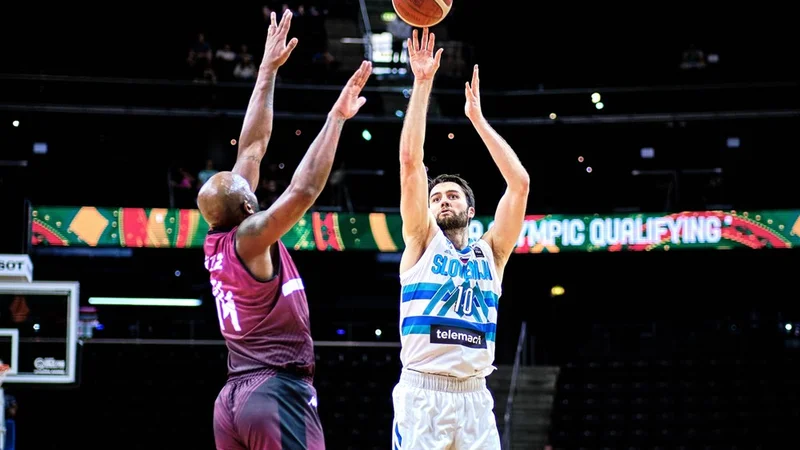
[473,246,484,258]
[430,324,486,349]
[33,357,66,375]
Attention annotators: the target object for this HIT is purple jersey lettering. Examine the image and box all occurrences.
[204,228,315,380]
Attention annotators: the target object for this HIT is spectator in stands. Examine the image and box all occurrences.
[187,33,214,80]
[387,17,412,74]
[238,44,254,67]
[256,179,281,210]
[181,3,336,83]
[256,162,287,210]
[306,5,337,80]
[170,167,197,207]
[234,54,257,80]
[215,44,238,81]
[176,167,196,189]
[680,44,706,70]
[198,159,219,188]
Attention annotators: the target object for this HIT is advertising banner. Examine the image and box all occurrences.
[31,207,799,252]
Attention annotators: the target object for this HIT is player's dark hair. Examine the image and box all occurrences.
[428,174,475,208]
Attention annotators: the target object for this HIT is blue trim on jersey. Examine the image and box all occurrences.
[403,282,498,308]
[394,422,403,447]
[422,279,455,315]
[470,288,488,322]
[403,324,433,335]
[436,292,460,317]
[401,316,497,333]
[401,283,443,302]
[483,291,498,308]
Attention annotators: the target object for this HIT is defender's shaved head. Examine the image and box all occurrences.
[197,171,260,229]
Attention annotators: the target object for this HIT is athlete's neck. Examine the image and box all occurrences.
[443,228,470,251]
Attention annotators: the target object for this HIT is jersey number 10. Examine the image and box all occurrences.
[453,285,474,316]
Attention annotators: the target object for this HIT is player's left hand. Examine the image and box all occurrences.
[330,60,372,120]
[464,64,483,122]
[261,9,298,71]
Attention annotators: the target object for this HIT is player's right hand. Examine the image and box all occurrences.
[407,28,444,81]
[330,60,372,120]
[261,9,298,71]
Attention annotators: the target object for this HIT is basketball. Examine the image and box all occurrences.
[392,0,452,28]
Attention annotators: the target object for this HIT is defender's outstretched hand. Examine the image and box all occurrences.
[407,28,443,81]
[261,9,298,70]
[464,64,483,122]
[331,61,372,120]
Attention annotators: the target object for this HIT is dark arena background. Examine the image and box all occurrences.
[1,3,799,449]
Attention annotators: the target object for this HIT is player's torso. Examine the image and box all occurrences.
[398,230,502,378]
[204,229,313,375]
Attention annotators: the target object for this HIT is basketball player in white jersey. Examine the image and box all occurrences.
[392,27,531,449]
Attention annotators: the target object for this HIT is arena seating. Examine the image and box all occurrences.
[313,346,402,449]
[548,320,797,450]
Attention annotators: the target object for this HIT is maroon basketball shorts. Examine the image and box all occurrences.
[213,371,324,450]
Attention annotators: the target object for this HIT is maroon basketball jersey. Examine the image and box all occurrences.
[203,227,315,380]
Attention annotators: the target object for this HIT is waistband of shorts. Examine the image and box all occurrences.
[227,367,313,384]
[400,369,485,393]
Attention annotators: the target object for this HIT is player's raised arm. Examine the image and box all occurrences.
[232,9,298,192]
[399,28,443,251]
[466,65,530,276]
[235,61,372,258]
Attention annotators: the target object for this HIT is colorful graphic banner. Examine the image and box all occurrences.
[31,207,800,252]
[30,206,404,251]
[501,210,800,253]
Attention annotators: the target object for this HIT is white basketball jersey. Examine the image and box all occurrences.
[399,229,503,379]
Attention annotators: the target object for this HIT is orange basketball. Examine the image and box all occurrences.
[392,0,452,28]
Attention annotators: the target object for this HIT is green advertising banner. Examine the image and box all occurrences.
[31,206,800,252]
[503,210,799,253]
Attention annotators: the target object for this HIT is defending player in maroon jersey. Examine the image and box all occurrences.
[204,225,314,378]
[197,9,372,450]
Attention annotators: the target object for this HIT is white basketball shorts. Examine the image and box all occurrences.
[391,369,501,450]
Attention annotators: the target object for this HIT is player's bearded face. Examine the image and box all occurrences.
[436,207,469,230]
[430,183,472,231]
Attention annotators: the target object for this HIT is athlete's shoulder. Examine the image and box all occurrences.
[203,227,243,269]
[474,236,499,257]
[470,239,491,258]
[204,227,236,249]
[400,228,446,282]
